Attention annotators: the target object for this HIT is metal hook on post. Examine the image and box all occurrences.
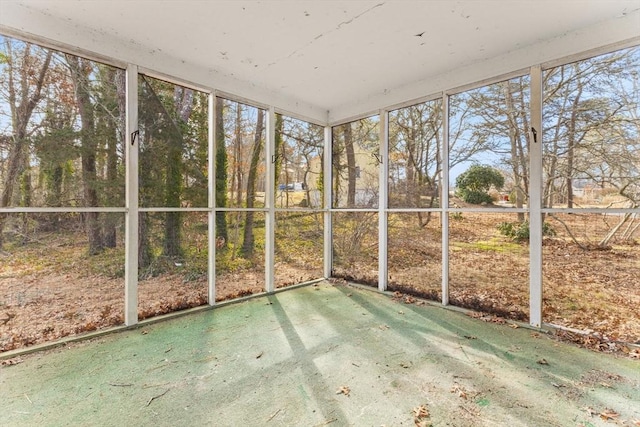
[372,152,382,164]
[131,130,139,146]
[531,127,538,143]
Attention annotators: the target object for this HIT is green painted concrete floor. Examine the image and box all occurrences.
[1,282,639,427]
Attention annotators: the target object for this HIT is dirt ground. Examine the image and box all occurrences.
[0,259,316,353]
[1,209,639,355]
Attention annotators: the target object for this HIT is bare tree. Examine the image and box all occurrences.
[0,41,52,249]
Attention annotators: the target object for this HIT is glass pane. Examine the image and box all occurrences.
[449,212,530,321]
[543,213,640,343]
[332,116,380,208]
[275,115,324,209]
[449,76,530,208]
[215,98,266,209]
[215,211,265,301]
[0,36,125,209]
[388,100,442,208]
[275,212,323,287]
[138,76,209,208]
[387,212,442,300]
[1,213,124,352]
[332,212,378,286]
[542,47,640,209]
[138,212,208,319]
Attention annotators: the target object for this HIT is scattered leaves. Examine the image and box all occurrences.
[336,386,350,396]
[412,404,431,426]
[451,383,468,399]
[599,409,619,421]
[0,357,24,366]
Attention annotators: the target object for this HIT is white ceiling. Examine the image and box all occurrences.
[1,0,639,123]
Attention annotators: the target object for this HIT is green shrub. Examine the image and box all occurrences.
[456,165,504,205]
[459,189,493,205]
[497,221,556,242]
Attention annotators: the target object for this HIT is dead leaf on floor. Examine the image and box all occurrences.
[451,383,468,399]
[508,323,519,329]
[336,386,350,396]
[141,330,148,335]
[632,419,640,426]
[379,324,390,330]
[347,293,352,297]
[412,404,431,426]
[536,358,549,365]
[256,351,264,359]
[398,310,405,315]
[583,406,597,416]
[463,335,477,340]
[531,332,541,338]
[599,409,619,421]
[0,357,24,367]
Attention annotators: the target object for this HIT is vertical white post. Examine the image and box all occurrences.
[378,111,388,292]
[208,93,216,305]
[529,65,543,327]
[124,64,138,325]
[323,126,333,279]
[265,107,276,292]
[441,93,450,306]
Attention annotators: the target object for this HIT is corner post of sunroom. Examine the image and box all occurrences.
[265,106,276,293]
[378,109,389,292]
[529,64,543,328]
[124,63,139,326]
[323,125,333,279]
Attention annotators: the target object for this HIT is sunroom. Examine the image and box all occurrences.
[1,1,639,425]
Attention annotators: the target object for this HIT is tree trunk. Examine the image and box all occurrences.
[162,86,192,259]
[103,68,126,247]
[66,55,102,255]
[503,81,526,222]
[566,64,584,209]
[0,43,52,249]
[242,109,264,257]
[234,104,243,207]
[215,97,228,242]
[344,125,356,207]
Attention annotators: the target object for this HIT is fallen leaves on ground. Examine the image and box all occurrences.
[450,383,468,399]
[336,386,350,396]
[412,404,431,427]
[599,409,619,421]
[0,357,23,366]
